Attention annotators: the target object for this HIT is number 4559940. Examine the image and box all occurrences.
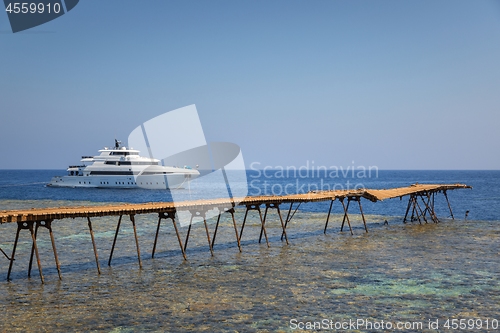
[5,2,61,14]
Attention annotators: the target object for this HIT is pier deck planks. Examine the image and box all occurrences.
[0,184,470,224]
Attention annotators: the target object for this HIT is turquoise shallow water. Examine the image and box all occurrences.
[0,204,499,332]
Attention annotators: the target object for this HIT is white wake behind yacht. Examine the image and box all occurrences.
[48,140,200,189]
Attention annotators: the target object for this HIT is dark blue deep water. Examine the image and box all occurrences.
[0,169,498,220]
[0,170,499,332]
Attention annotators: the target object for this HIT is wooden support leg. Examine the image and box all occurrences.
[431,192,436,220]
[443,190,455,219]
[281,202,301,240]
[152,215,162,258]
[29,222,44,283]
[183,215,194,252]
[203,218,214,256]
[410,195,417,222]
[6,223,22,281]
[212,208,241,252]
[229,209,242,252]
[87,217,101,274]
[238,208,250,241]
[422,193,439,223]
[171,214,187,260]
[152,212,187,260]
[414,196,427,224]
[340,198,353,235]
[410,197,422,224]
[259,206,269,244]
[210,213,222,249]
[129,215,142,268]
[357,198,368,233]
[403,195,412,223]
[46,220,62,280]
[283,203,293,239]
[324,199,334,234]
[27,220,61,280]
[108,215,122,266]
[276,204,289,245]
[28,221,40,278]
[258,206,269,247]
[25,221,44,283]
[0,247,11,261]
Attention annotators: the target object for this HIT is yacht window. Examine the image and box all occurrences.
[90,171,134,176]
[110,151,138,156]
[109,161,160,166]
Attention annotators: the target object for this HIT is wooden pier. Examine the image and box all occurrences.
[0,183,470,283]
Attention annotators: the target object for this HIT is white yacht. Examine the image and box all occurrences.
[48,140,200,189]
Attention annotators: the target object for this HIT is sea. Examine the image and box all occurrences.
[0,170,499,332]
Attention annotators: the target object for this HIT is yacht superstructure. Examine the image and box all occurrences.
[48,140,199,189]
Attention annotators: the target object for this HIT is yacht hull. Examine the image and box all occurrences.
[48,174,194,189]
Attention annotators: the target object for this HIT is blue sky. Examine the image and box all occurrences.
[1,0,499,169]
